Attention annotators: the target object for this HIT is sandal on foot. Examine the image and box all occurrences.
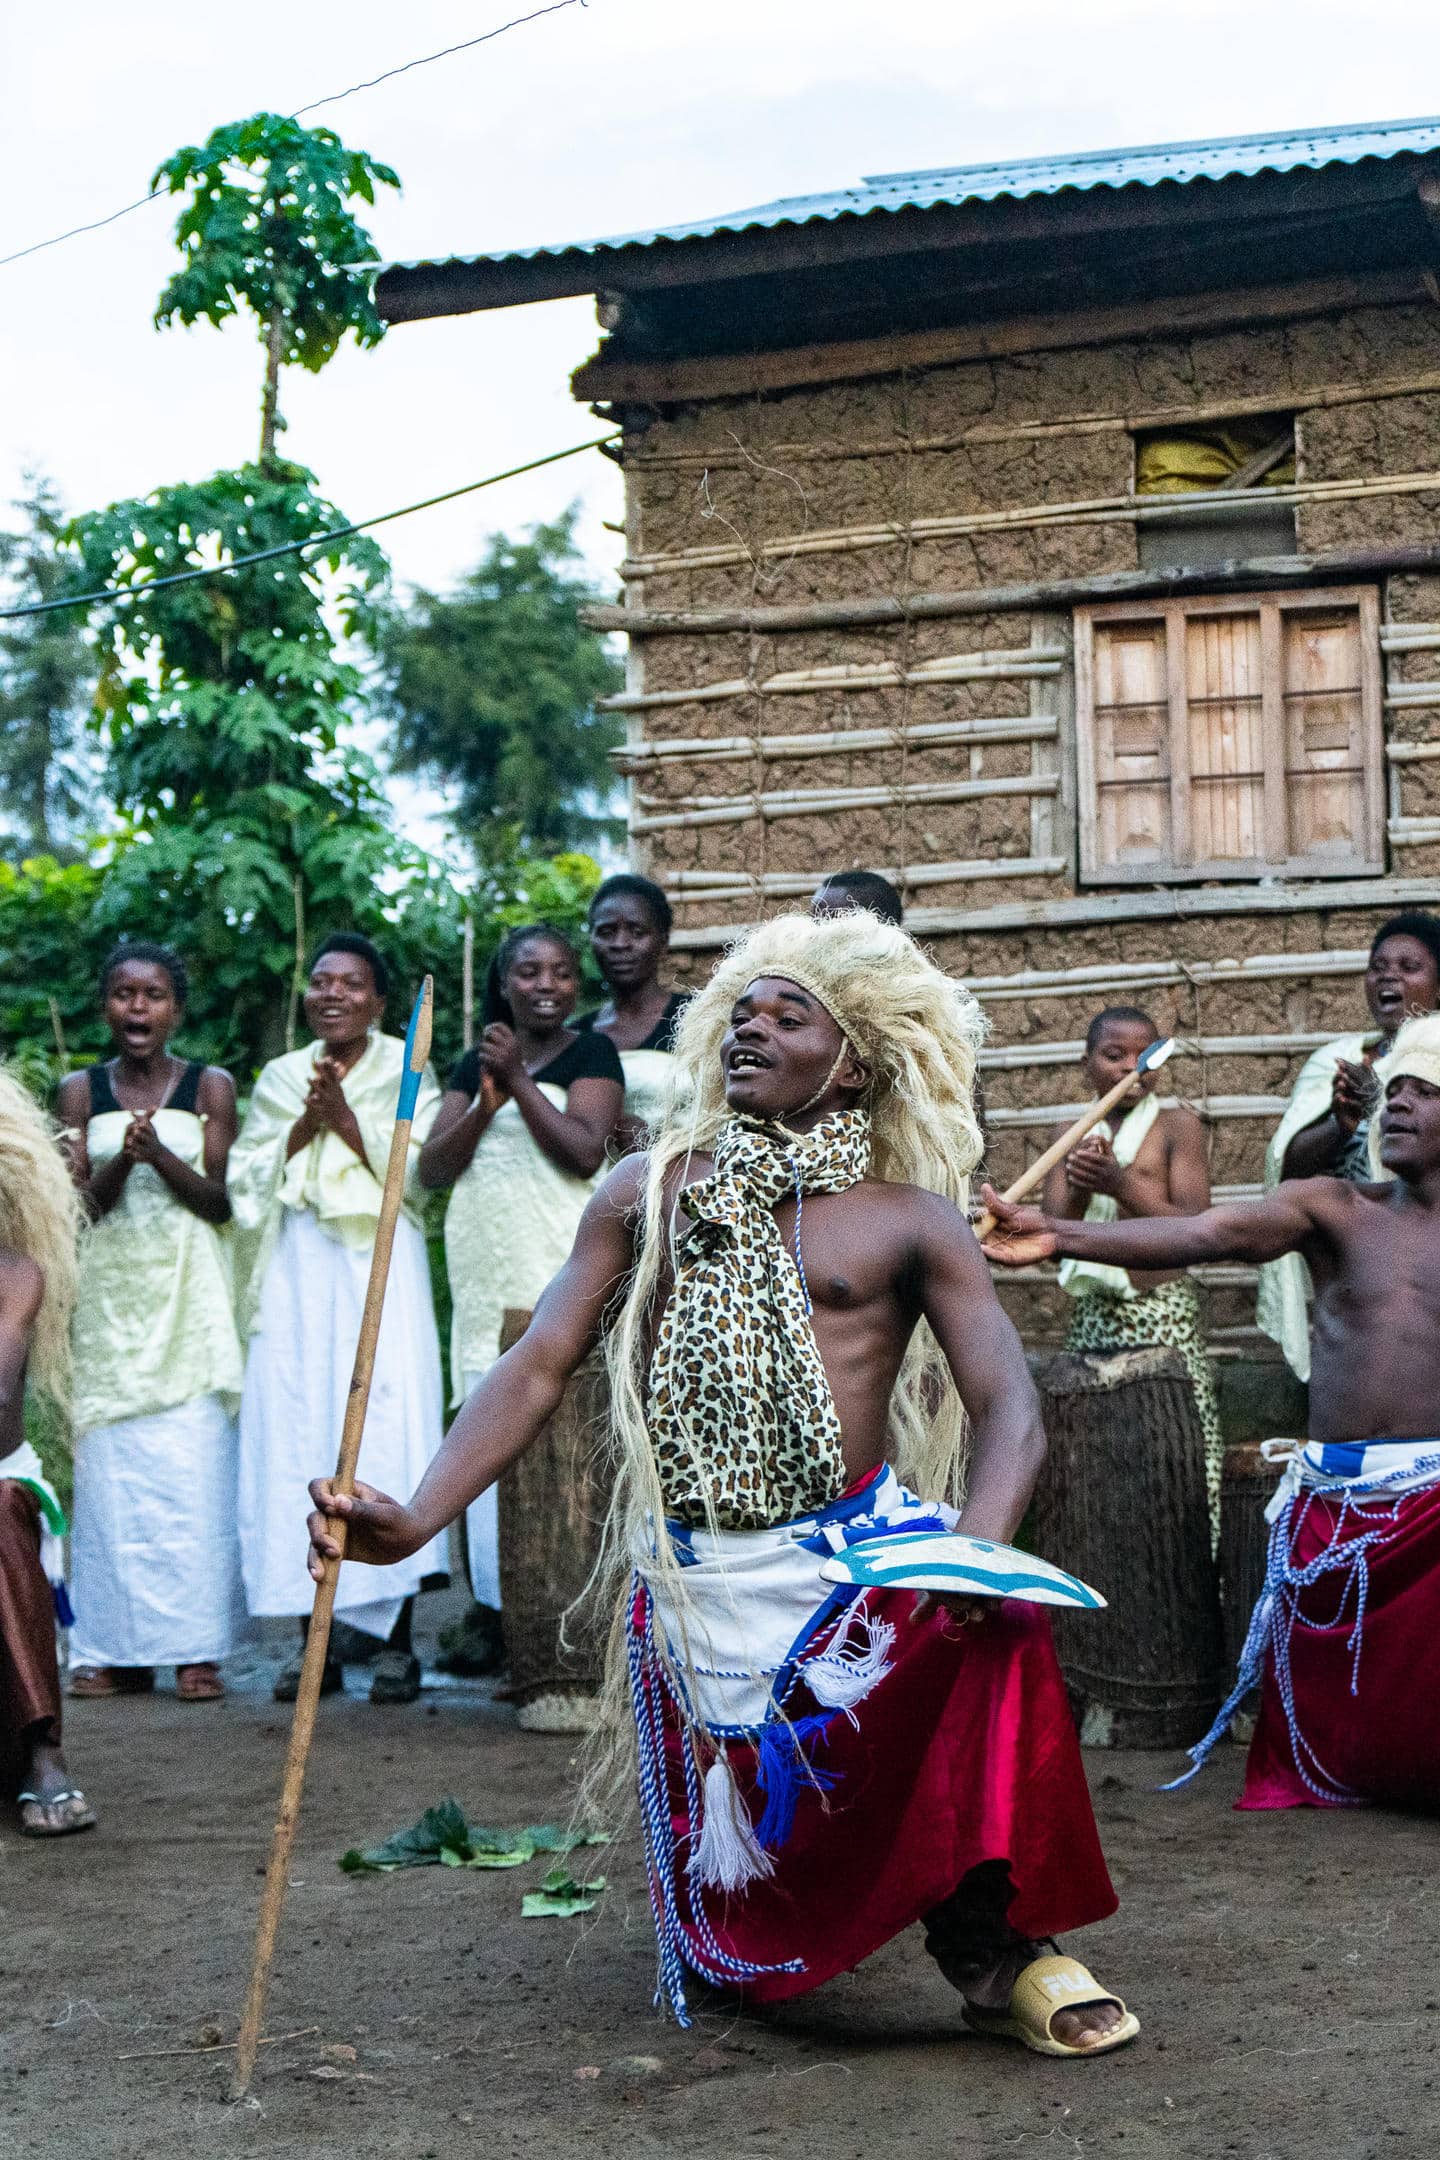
[68,1666,154,1698]
[369,1650,422,1705]
[176,1663,224,1702]
[963,1954,1139,2059]
[18,1788,98,1838]
[272,1652,343,1703]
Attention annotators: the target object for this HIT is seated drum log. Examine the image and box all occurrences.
[496,1306,614,1734]
[1034,1346,1225,1749]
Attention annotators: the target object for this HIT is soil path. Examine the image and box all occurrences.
[2,1656,1432,2160]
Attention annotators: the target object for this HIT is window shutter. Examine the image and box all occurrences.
[1083,616,1172,870]
[1184,608,1265,865]
[1077,587,1383,883]
[1280,600,1380,865]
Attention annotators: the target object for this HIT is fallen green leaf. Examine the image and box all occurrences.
[339,1804,609,1876]
[521,1870,607,1920]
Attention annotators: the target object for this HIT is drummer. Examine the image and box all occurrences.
[1045,1006,1221,1537]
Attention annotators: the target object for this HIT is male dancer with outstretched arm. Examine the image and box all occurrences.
[310,912,1135,2057]
[984,1011,1440,1811]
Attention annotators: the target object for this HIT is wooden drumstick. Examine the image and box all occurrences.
[231,977,433,2099]
[972,1035,1176,1243]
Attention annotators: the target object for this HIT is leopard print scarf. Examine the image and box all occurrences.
[647,1109,872,1530]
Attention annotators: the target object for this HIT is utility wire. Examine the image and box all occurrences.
[0,0,587,270]
[0,436,619,621]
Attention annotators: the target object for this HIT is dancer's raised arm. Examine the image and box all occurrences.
[306,1153,645,1575]
[979,1180,1322,1273]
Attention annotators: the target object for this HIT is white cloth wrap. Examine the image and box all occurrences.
[1056,1091,1161,1303]
[70,1393,247,1666]
[1,1439,67,1595]
[1261,1435,1440,1524]
[641,1465,953,1735]
[461,1367,502,1610]
[237,1206,447,1639]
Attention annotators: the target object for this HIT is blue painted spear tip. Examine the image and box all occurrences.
[397,976,433,1121]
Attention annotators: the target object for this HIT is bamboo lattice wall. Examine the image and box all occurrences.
[603,301,1440,1349]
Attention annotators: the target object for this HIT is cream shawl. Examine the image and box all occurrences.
[228,1032,439,1336]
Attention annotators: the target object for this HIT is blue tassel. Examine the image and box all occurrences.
[52,1583,75,1629]
[753,1714,838,1852]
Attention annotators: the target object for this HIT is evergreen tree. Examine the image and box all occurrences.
[0,477,100,859]
[379,511,623,856]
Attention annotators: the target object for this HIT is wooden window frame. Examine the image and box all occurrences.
[1073,585,1384,887]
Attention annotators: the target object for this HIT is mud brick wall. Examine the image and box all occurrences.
[610,298,1440,1353]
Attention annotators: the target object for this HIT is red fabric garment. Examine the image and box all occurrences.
[1240,1480,1440,1811]
[0,1479,63,1796]
[663,1591,1117,2002]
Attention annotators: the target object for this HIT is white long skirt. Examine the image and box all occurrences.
[461,1368,501,1610]
[237,1208,448,1639]
[70,1392,248,1668]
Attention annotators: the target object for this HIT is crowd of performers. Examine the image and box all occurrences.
[4,868,1440,2062]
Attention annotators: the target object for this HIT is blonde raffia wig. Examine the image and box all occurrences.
[575,915,988,1827]
[0,1064,82,1417]
[1368,1012,1440,1175]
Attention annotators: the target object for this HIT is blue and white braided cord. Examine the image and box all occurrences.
[1167,1450,1440,1801]
[626,1577,805,2024]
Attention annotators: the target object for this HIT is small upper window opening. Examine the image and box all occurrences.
[1132,413,1298,572]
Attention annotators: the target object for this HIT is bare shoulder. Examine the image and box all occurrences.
[597,1149,652,1216]
[864,1178,978,1250]
[0,1249,45,1320]
[56,1070,89,1125]
[1156,1101,1205,1142]
[197,1065,237,1110]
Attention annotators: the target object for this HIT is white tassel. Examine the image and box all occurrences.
[805,1613,896,1713]
[688,1748,774,1892]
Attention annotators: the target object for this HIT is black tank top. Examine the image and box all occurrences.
[87,1059,204,1118]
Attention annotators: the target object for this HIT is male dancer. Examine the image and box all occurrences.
[983,1011,1440,1811]
[310,912,1134,2057]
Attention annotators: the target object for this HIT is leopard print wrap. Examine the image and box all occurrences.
[647,1110,871,1529]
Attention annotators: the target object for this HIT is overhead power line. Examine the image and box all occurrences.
[0,0,588,270]
[0,435,620,621]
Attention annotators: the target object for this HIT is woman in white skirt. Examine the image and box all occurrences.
[229,932,446,1706]
[419,925,622,1682]
[59,941,246,1703]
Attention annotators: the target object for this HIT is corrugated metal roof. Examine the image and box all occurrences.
[383,114,1440,274]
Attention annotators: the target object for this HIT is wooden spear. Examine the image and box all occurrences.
[230,976,433,2100]
[972,1035,1176,1243]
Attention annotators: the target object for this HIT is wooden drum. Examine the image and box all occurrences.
[496,1306,614,1723]
[1034,1346,1225,1750]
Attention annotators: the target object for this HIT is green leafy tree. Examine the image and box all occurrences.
[379,511,624,857]
[69,461,461,1067]
[0,477,101,859]
[152,113,399,467]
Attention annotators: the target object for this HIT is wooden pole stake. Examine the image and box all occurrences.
[230,977,433,2099]
[972,1037,1175,1242]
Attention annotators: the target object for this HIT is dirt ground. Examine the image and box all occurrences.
[2,1619,1435,2160]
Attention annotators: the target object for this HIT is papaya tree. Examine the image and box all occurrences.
[151,113,399,467]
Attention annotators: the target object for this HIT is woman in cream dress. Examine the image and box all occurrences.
[59,942,246,1702]
[230,932,446,1706]
[419,925,623,1639]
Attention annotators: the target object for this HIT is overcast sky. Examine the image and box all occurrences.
[7,0,1440,615]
